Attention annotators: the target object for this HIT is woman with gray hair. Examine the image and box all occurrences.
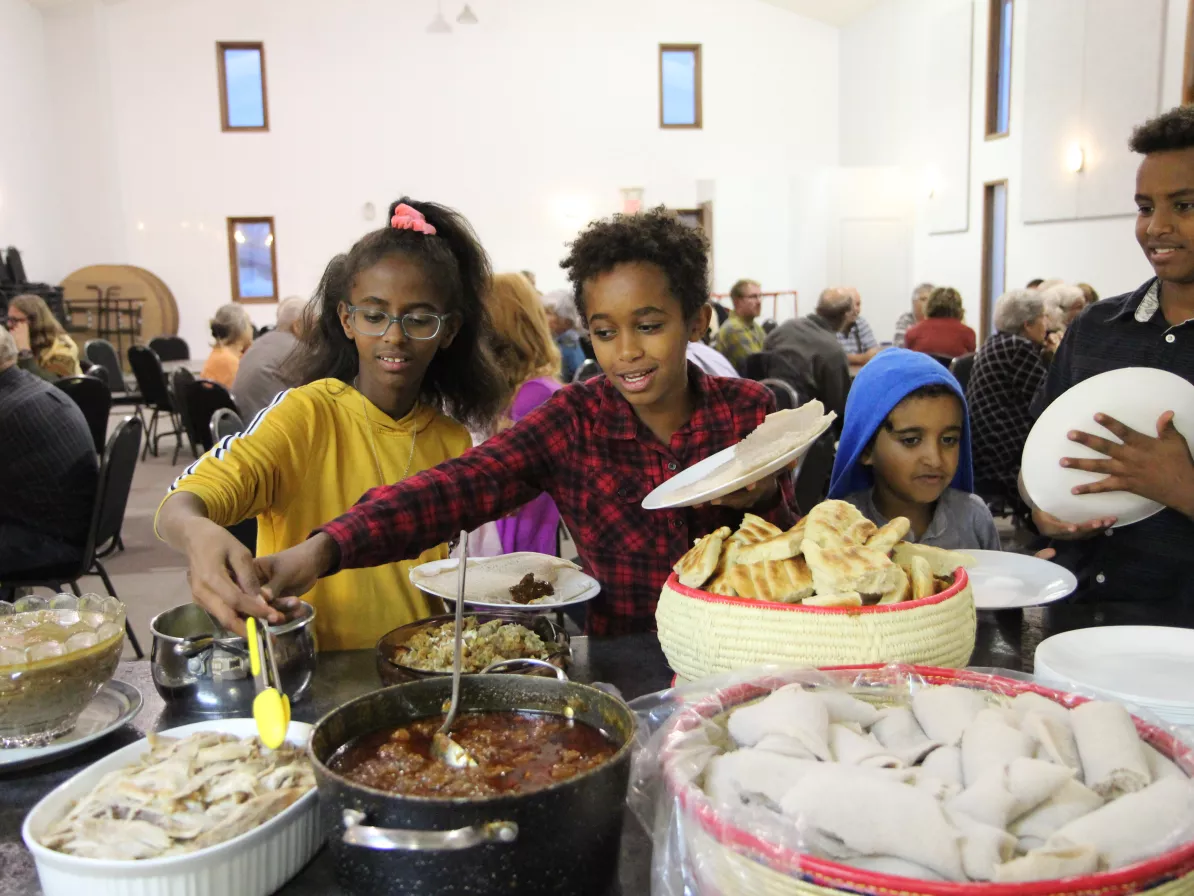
[542,288,586,382]
[966,288,1051,518]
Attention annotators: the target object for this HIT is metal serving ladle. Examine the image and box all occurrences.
[431,531,478,769]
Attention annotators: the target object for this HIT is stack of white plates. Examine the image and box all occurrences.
[1034,626,1194,730]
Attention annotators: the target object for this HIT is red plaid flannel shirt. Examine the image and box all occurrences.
[318,366,796,634]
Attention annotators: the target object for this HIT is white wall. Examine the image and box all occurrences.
[0,0,57,279]
[838,0,1185,339]
[33,0,839,351]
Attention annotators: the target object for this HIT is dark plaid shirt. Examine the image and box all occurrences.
[319,366,797,634]
[0,365,98,544]
[1030,279,1194,624]
[968,330,1049,514]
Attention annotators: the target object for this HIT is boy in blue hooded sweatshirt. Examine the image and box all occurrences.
[827,349,1001,550]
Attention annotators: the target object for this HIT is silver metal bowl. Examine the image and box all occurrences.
[149,602,316,714]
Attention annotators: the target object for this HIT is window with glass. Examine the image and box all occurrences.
[217,42,268,131]
[227,217,278,303]
[981,181,1008,340]
[660,44,702,129]
[986,0,1013,138]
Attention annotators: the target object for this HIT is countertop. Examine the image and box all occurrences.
[1,612,1046,896]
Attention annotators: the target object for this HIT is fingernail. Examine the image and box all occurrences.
[1060,459,1069,467]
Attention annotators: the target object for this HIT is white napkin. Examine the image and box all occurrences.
[1008,778,1103,850]
[1070,701,1150,799]
[727,687,831,759]
[994,844,1099,882]
[912,686,990,746]
[1047,778,1194,870]
[872,707,941,765]
[1022,711,1083,775]
[945,808,1017,881]
[780,767,965,881]
[829,723,903,768]
[961,718,1036,787]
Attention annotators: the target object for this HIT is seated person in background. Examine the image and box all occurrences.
[245,208,797,637]
[1026,105,1194,627]
[836,287,880,366]
[543,289,586,383]
[156,199,507,650]
[904,286,976,358]
[763,287,852,424]
[687,321,739,378]
[485,272,565,555]
[713,278,765,374]
[893,282,933,348]
[1078,282,1099,306]
[3,312,56,381]
[6,294,82,378]
[0,326,98,578]
[201,304,254,389]
[828,348,999,550]
[967,288,1050,519]
[1040,282,1087,330]
[231,296,308,421]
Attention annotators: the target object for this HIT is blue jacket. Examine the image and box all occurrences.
[827,348,974,499]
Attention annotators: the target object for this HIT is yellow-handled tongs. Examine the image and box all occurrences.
[246,616,290,749]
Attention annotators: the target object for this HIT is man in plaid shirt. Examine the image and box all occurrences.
[250,210,797,635]
[713,279,765,374]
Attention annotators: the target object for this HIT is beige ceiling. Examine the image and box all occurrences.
[757,0,886,28]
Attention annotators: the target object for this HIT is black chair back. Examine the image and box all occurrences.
[127,345,172,409]
[573,359,602,383]
[148,335,190,362]
[743,352,771,381]
[85,339,127,390]
[210,408,245,445]
[170,367,198,454]
[85,363,111,388]
[928,353,954,369]
[761,319,778,335]
[951,352,976,392]
[56,375,112,454]
[185,380,239,453]
[794,431,837,516]
[759,378,802,411]
[86,416,143,562]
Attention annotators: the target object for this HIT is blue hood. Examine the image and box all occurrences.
[827,348,974,499]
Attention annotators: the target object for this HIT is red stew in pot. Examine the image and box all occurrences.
[328,711,618,798]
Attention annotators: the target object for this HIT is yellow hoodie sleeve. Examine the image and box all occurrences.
[155,388,306,533]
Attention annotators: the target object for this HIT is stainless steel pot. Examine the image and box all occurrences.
[309,672,636,896]
[149,602,316,713]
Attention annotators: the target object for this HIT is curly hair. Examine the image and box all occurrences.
[925,286,964,320]
[1129,105,1194,154]
[287,198,507,431]
[559,207,710,322]
[9,294,66,357]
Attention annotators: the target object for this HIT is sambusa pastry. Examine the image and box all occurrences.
[674,526,731,588]
[727,557,815,603]
[802,540,904,599]
[892,542,975,577]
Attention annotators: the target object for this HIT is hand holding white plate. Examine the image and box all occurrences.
[1021,367,1194,526]
[965,549,1076,610]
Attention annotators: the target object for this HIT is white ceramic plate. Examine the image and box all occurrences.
[0,680,143,773]
[965,550,1077,610]
[1021,367,1194,527]
[411,554,602,610]
[641,414,836,511]
[1034,626,1194,723]
[23,718,321,896]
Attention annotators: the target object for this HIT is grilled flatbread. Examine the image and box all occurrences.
[727,556,815,603]
[802,540,904,598]
[877,562,911,605]
[728,514,783,548]
[892,542,974,578]
[705,568,738,597]
[803,500,870,549]
[734,519,807,565]
[674,527,731,588]
[803,591,863,608]
[866,517,912,555]
[905,555,935,600]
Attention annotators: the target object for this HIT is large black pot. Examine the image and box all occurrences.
[308,674,636,896]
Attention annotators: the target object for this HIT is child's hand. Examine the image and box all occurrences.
[1031,508,1116,540]
[705,474,779,510]
[1034,547,1057,561]
[183,518,284,636]
[255,533,338,606]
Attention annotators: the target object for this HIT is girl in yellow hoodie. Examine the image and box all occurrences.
[155,199,507,650]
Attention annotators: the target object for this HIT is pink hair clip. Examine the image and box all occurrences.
[390,203,437,236]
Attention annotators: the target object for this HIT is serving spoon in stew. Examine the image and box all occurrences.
[431,531,478,769]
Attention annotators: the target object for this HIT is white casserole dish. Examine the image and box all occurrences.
[22,718,323,896]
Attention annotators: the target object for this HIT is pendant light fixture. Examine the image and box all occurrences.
[427,1,452,33]
[457,4,478,24]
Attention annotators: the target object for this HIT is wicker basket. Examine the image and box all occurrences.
[661,666,1194,896]
[656,569,976,681]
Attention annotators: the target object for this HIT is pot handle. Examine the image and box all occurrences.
[479,657,569,681]
[341,809,518,851]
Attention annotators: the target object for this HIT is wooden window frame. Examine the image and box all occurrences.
[980,179,1008,342]
[1184,0,1194,104]
[984,0,1013,140]
[659,44,703,130]
[217,41,269,132]
[226,216,279,304]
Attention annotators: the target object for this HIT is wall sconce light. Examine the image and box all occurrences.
[1066,143,1085,173]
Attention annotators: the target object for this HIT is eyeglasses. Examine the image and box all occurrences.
[5,314,28,329]
[347,306,451,340]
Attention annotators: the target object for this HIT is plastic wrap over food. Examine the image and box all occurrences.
[626,664,1194,896]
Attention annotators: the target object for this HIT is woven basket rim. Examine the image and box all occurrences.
[661,663,1194,895]
[665,567,969,614]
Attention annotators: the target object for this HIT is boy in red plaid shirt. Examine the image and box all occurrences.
[246,209,797,634]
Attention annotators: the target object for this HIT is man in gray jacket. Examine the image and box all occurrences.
[762,287,853,424]
[231,296,307,421]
